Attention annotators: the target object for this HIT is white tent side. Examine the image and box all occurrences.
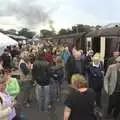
[0,32,18,55]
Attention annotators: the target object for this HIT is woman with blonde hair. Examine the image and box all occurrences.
[88,53,104,108]
[19,54,33,108]
[64,74,95,120]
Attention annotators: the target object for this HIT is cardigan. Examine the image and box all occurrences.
[0,92,16,120]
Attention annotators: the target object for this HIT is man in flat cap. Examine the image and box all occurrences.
[104,56,120,119]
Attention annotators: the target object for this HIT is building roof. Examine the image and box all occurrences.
[40,32,86,40]
[86,27,120,37]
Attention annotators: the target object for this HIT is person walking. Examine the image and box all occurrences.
[64,74,95,120]
[88,55,104,108]
[0,70,16,120]
[104,56,120,119]
[19,53,33,108]
[2,49,12,69]
[32,51,51,112]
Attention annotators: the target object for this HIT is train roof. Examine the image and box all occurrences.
[86,26,120,37]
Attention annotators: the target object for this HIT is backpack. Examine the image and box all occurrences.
[89,65,103,91]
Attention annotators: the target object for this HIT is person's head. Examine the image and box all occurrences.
[4,49,9,54]
[113,51,119,57]
[115,56,120,68]
[88,50,94,57]
[22,55,30,63]
[55,56,63,65]
[93,53,101,65]
[21,51,30,63]
[2,68,12,81]
[35,51,45,60]
[71,74,87,89]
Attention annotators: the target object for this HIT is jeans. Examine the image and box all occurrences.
[36,84,50,111]
[22,81,33,104]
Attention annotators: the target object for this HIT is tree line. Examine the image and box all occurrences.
[0,24,101,39]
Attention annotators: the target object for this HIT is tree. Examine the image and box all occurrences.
[18,28,36,39]
[59,24,93,35]
[40,29,55,37]
[72,24,92,33]
[0,29,6,34]
[7,29,17,35]
[95,25,101,30]
[59,29,68,35]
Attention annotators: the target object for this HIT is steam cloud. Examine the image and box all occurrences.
[0,0,49,28]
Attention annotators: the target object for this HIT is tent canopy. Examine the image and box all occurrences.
[0,32,18,55]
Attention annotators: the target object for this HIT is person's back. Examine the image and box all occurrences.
[33,53,51,111]
[32,59,50,86]
[88,65,103,91]
[65,88,95,120]
[2,52,11,69]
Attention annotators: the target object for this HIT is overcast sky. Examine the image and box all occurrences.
[0,0,120,32]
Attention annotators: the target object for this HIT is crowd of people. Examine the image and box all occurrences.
[0,40,120,120]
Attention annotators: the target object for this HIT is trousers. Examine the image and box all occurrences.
[108,92,120,118]
[36,84,50,111]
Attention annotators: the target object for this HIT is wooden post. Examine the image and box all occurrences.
[100,36,106,60]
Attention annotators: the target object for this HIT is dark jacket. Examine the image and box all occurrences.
[66,56,85,84]
[84,55,92,72]
[50,64,64,84]
[88,65,104,92]
[32,60,50,86]
[2,53,12,69]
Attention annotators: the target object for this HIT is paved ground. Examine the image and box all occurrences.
[23,101,64,120]
[12,70,66,120]
[20,87,107,120]
[21,89,118,120]
[18,82,68,120]
[12,70,117,120]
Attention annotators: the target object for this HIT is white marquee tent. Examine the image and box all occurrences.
[0,32,18,55]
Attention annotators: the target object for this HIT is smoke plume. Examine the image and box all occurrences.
[0,0,49,28]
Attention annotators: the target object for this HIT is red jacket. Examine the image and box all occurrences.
[45,52,53,63]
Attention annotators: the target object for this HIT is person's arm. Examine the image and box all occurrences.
[64,93,73,120]
[104,66,111,94]
[32,63,37,81]
[6,78,20,99]
[64,107,71,120]
[11,78,20,97]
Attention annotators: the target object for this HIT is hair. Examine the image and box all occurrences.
[92,53,101,65]
[35,50,45,60]
[71,74,88,89]
[0,70,4,75]
[93,53,101,59]
[0,96,3,104]
[22,53,30,63]
[55,56,63,65]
